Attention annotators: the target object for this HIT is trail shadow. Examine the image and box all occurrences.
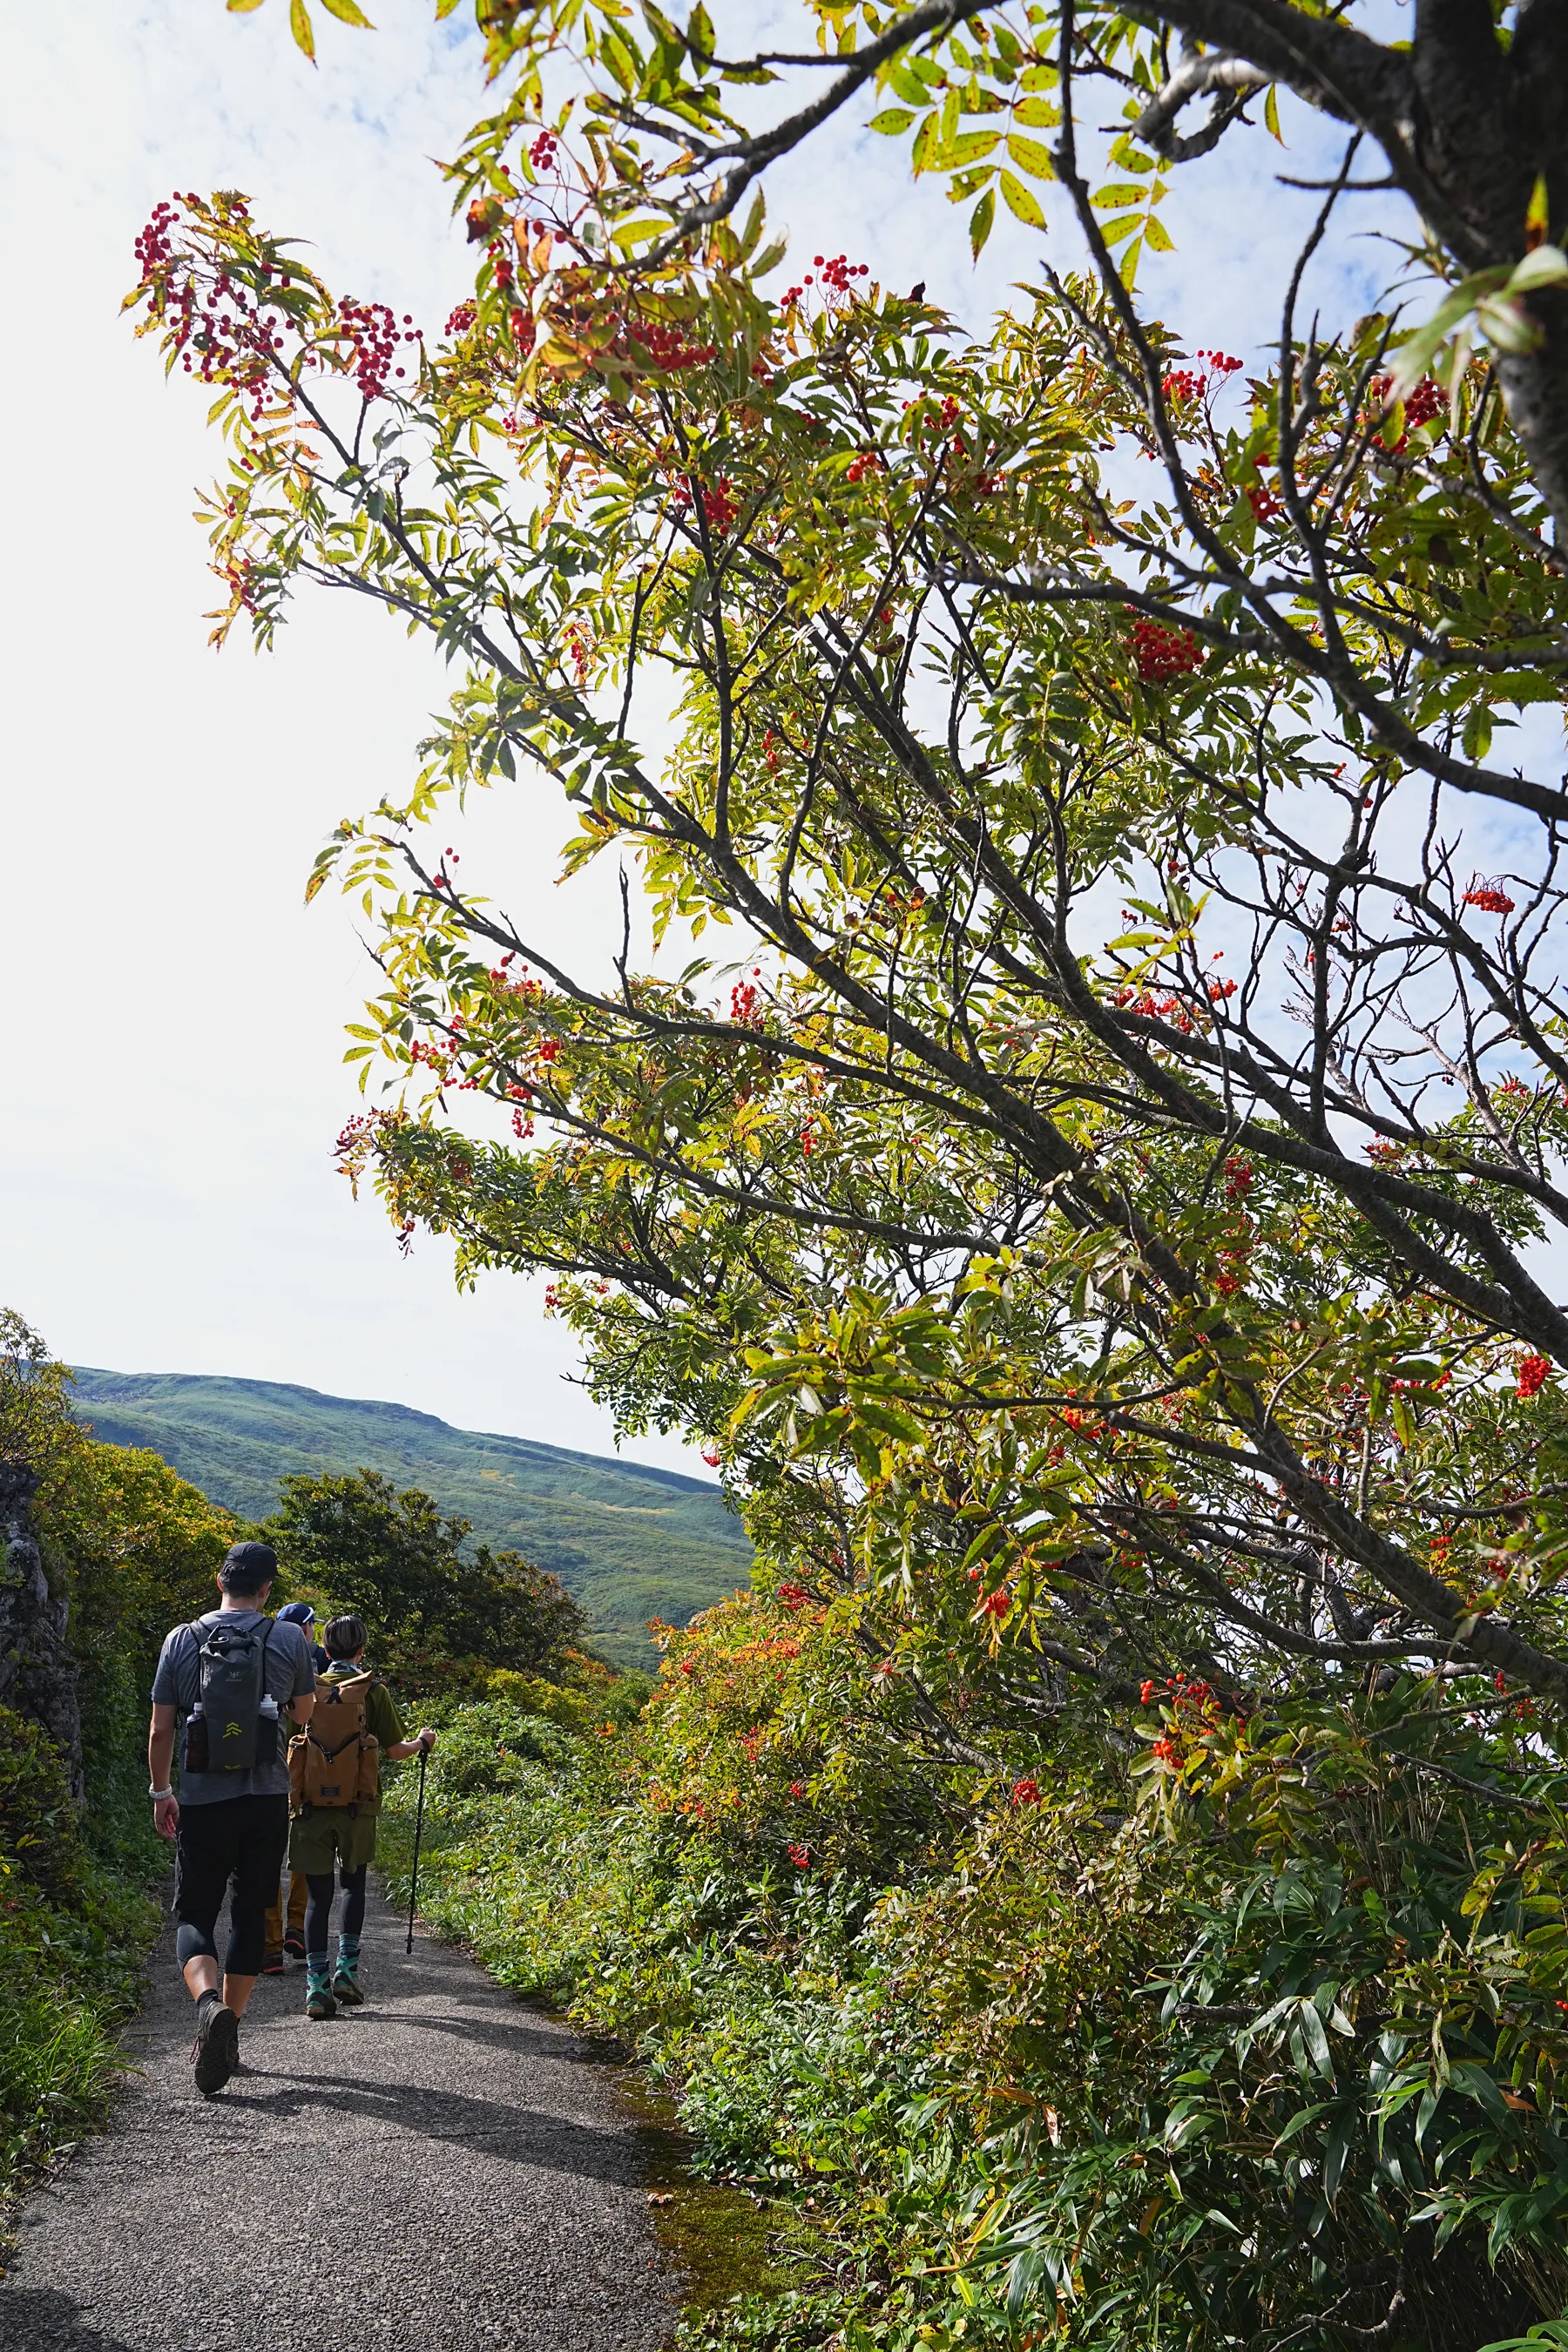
[376,2011,596,2062]
[224,2070,645,2182]
[0,2287,142,2351]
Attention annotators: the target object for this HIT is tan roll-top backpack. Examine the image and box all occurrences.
[288,1670,382,1812]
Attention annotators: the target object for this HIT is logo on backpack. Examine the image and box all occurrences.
[182,1616,276,1774]
[289,1670,381,1815]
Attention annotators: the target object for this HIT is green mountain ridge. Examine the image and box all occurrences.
[70,1367,752,1666]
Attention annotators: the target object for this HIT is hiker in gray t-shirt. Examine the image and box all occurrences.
[147,1541,316,2096]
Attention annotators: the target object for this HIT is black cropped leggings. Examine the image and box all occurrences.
[173,1794,289,1979]
[304,1865,368,1955]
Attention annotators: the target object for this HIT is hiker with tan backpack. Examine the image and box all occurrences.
[287,1612,436,2020]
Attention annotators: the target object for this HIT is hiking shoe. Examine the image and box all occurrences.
[331,1972,366,2008]
[282,1931,307,1961]
[305,1984,338,2021]
[260,1949,285,1977]
[192,1999,240,2097]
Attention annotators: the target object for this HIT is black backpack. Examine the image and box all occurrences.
[182,1616,275,1774]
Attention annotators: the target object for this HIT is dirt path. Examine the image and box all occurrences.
[0,1882,678,2352]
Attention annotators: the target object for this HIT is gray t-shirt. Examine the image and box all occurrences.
[151,1609,316,1806]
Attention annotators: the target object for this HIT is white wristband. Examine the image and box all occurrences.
[149,1783,174,1801]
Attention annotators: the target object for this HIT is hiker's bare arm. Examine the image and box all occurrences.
[388,1728,436,1761]
[287,1689,316,1725]
[148,1704,178,1838]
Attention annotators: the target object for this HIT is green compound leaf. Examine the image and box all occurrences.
[970,185,996,261]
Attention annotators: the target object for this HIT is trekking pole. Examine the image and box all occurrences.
[405,1740,429,1957]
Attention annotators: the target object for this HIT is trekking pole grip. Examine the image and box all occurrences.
[406,1741,429,1957]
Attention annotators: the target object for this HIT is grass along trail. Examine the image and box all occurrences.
[0,1879,679,2352]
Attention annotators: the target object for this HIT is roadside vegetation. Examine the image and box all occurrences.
[0,1315,233,2212]
[382,1589,1568,2351]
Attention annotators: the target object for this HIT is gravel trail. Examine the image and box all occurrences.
[0,1882,678,2352]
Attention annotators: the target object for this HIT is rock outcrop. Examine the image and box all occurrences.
[0,1457,83,1798]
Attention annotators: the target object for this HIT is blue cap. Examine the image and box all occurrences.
[275,1600,315,1625]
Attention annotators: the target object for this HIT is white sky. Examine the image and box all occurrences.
[0,1,1379,1469]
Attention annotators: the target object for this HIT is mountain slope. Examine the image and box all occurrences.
[70,1368,751,1665]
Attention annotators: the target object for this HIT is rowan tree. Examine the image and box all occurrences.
[125,5,1568,2324]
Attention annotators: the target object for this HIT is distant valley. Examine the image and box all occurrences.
[71,1368,753,1666]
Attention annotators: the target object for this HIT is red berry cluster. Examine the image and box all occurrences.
[1402,376,1443,429]
[445,299,477,337]
[1370,374,1444,453]
[1517,1354,1552,1400]
[729,979,763,1026]
[134,199,291,418]
[776,1581,810,1612]
[1212,1220,1254,1297]
[787,1842,812,1868]
[1223,1155,1253,1200]
[132,198,185,275]
[625,314,718,371]
[1010,1776,1042,1807]
[1162,348,1241,403]
[1247,480,1283,520]
[781,253,869,307]
[337,295,420,397]
[1463,884,1516,914]
[529,130,559,172]
[1141,1672,1218,1710]
[1114,986,1194,1033]
[700,478,739,532]
[1129,617,1204,685]
[1373,373,1443,428]
[845,450,884,482]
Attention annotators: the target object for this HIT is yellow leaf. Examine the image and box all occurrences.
[1526,172,1551,253]
[910,111,939,174]
[319,0,375,21]
[998,170,1046,229]
[1005,132,1056,180]
[940,129,1000,168]
[227,0,267,11]
[1263,84,1283,144]
[289,0,316,58]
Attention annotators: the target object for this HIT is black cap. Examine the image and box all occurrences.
[219,1540,278,1593]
